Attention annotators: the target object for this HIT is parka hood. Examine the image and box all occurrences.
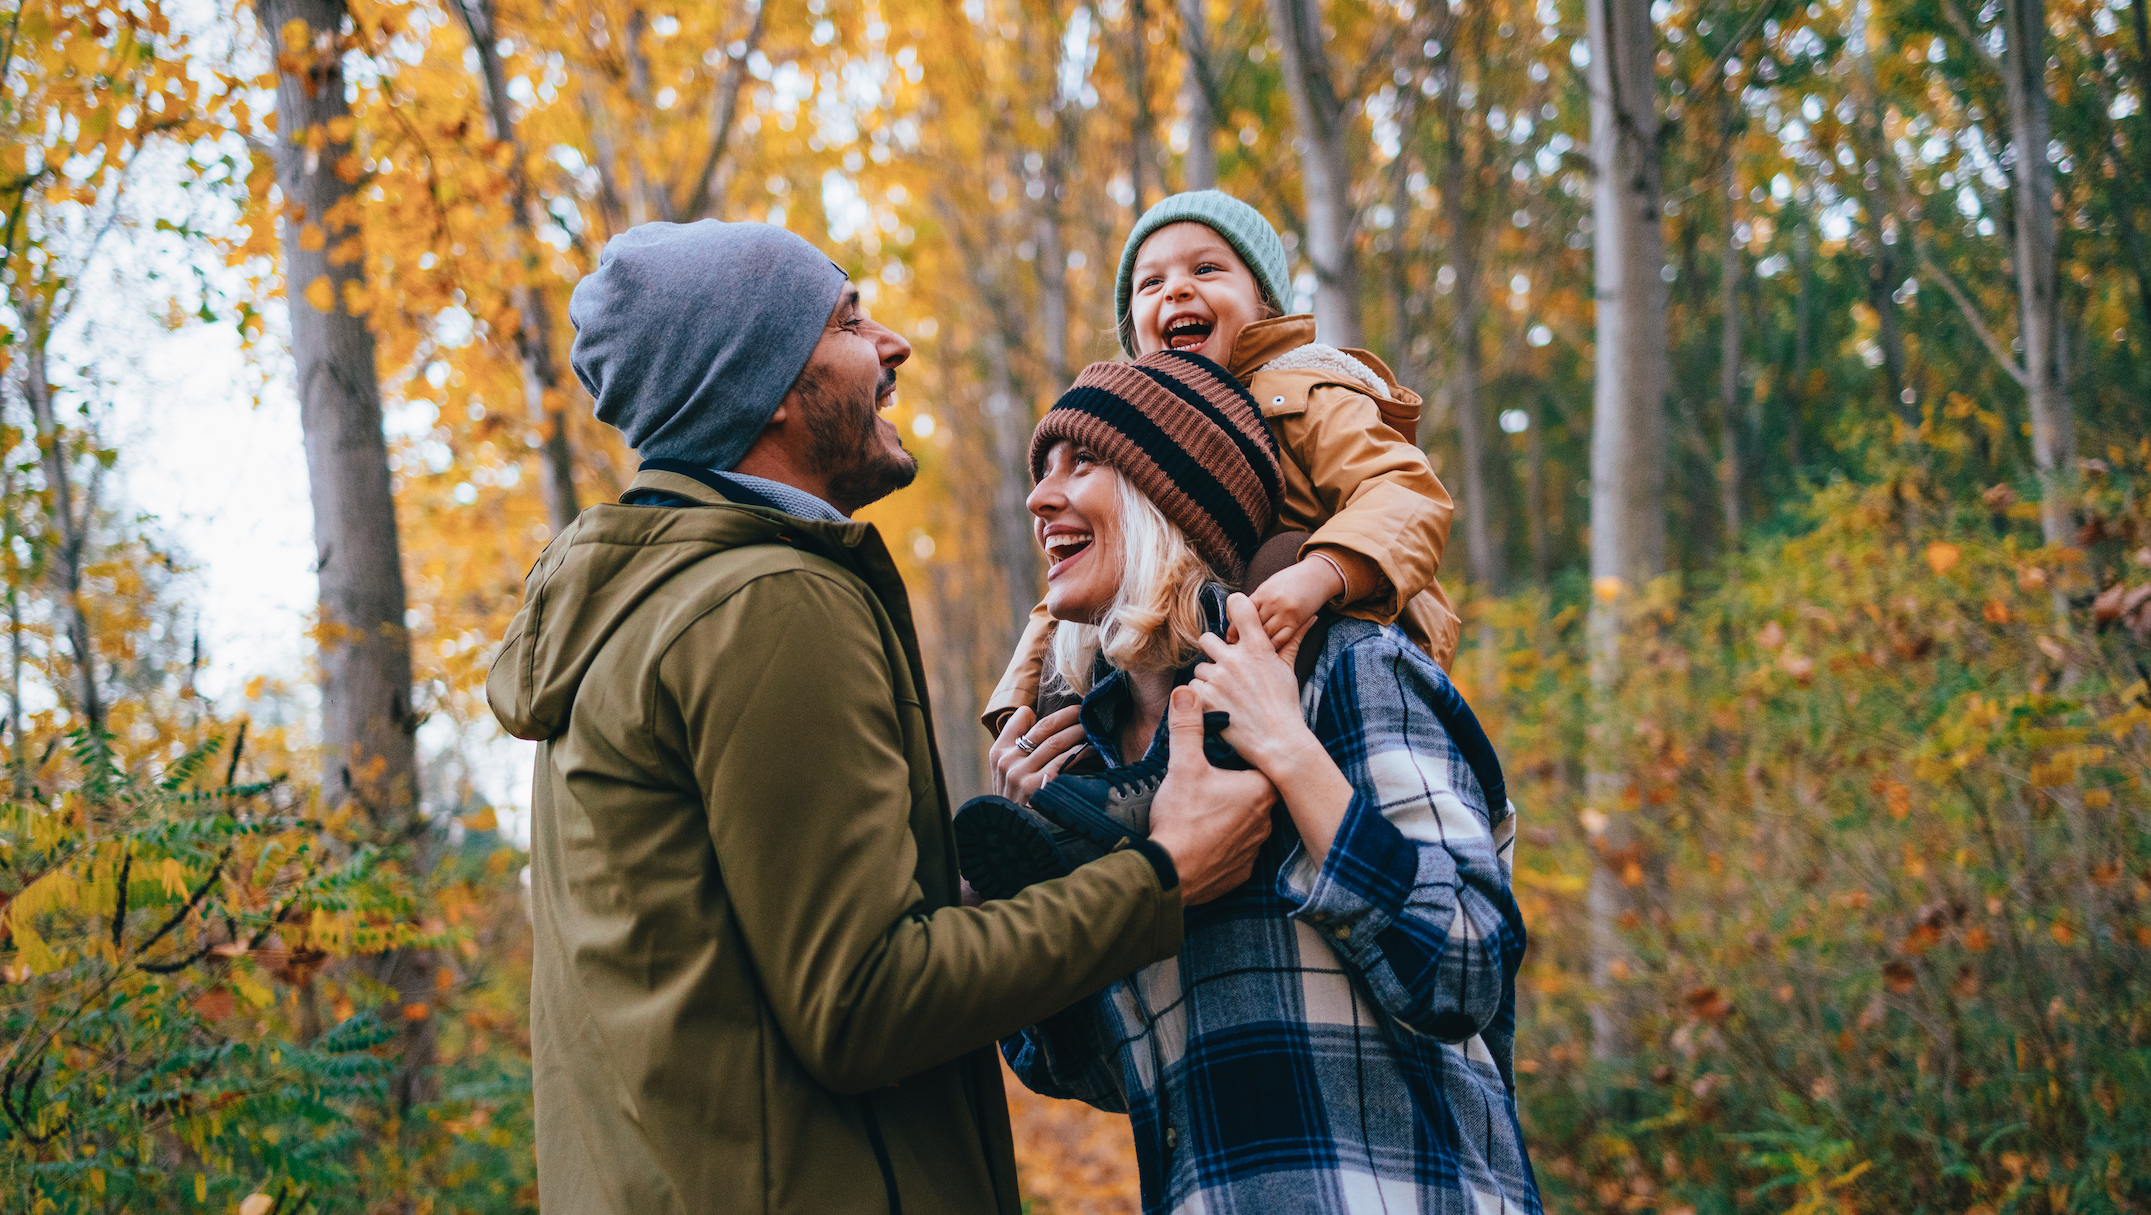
[486,469,875,741]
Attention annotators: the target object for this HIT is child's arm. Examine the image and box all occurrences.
[1258,383,1454,636]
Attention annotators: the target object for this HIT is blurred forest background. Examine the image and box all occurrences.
[2,0,2148,1210]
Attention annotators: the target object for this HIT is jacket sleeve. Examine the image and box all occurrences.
[661,566,1184,1094]
[1275,385,1454,622]
[1277,631,1524,1043]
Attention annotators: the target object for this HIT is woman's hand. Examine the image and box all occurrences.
[1190,593,1321,773]
[1191,593,1355,865]
[989,704,1088,805]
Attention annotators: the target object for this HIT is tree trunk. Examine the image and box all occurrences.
[456,0,579,534]
[982,318,1041,653]
[1441,49,1502,597]
[21,319,101,736]
[2002,0,2074,544]
[1525,403,1550,592]
[1790,218,1810,470]
[675,0,768,222]
[1268,0,1361,345]
[1584,0,1669,1063]
[1177,0,1218,191]
[1128,0,1157,212]
[1718,138,1743,546]
[256,0,431,1103]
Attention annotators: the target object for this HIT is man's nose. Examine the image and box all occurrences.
[873,320,912,368]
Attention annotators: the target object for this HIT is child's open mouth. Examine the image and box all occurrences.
[1164,316,1213,351]
[1043,531,1093,576]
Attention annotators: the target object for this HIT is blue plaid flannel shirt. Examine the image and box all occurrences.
[1005,618,1540,1214]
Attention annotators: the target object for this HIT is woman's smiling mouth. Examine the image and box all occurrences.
[1042,530,1093,577]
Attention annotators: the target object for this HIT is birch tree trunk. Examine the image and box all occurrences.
[1584,0,1669,1063]
[2002,0,2075,545]
[1268,0,1362,345]
[21,319,100,735]
[457,0,578,534]
[1177,0,1218,191]
[257,0,432,1105]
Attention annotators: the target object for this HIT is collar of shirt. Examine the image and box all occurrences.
[717,470,848,522]
[1077,661,1194,768]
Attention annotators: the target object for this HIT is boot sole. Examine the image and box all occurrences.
[953,796,1073,901]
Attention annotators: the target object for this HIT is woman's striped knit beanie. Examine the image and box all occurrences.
[1030,350,1284,585]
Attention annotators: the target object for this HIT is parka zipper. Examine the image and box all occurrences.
[856,1094,903,1215]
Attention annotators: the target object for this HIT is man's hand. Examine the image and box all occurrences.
[1245,555,1343,650]
[1148,687,1276,903]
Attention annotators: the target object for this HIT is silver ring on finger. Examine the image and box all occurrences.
[1014,735,1038,755]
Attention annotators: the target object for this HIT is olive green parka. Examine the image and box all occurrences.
[487,467,1183,1214]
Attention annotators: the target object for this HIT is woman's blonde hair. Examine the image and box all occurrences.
[1047,468,1224,697]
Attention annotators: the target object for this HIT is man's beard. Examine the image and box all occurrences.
[796,362,918,513]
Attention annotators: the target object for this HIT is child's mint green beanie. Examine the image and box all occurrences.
[1114,190,1292,356]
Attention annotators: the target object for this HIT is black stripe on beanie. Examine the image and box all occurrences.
[1051,385,1266,562]
[1133,355,1284,509]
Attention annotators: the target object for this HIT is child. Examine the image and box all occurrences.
[982,189,1460,735]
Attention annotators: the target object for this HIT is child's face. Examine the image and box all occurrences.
[1128,222,1267,365]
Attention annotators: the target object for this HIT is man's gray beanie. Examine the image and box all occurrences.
[569,220,847,471]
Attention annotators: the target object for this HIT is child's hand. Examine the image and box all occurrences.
[1245,555,1344,650]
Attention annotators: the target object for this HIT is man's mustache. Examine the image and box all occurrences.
[876,366,898,401]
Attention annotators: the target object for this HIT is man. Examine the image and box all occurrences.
[486,220,1276,1215]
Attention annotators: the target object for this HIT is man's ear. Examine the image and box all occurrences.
[765,403,789,426]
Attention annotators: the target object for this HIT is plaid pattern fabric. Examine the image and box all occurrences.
[1005,618,1540,1215]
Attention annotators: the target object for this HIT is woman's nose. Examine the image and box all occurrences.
[1026,477,1063,517]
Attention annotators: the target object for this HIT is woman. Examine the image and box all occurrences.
[991,350,1540,1214]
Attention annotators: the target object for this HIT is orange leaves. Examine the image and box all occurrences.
[1684,986,1734,1022]
[1924,541,1961,575]
[1882,961,1917,994]
[303,275,335,312]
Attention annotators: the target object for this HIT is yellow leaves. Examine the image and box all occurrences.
[195,1175,208,1203]
[461,805,497,831]
[326,116,356,145]
[303,275,335,312]
[232,967,275,1008]
[1924,541,1960,575]
[340,279,372,316]
[299,222,326,251]
[158,856,187,896]
[66,33,104,77]
[1593,575,1625,603]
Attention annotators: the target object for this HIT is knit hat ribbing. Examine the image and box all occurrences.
[1030,350,1283,584]
[1114,190,1292,357]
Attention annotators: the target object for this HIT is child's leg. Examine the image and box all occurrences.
[982,601,1057,736]
[1396,585,1461,671]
